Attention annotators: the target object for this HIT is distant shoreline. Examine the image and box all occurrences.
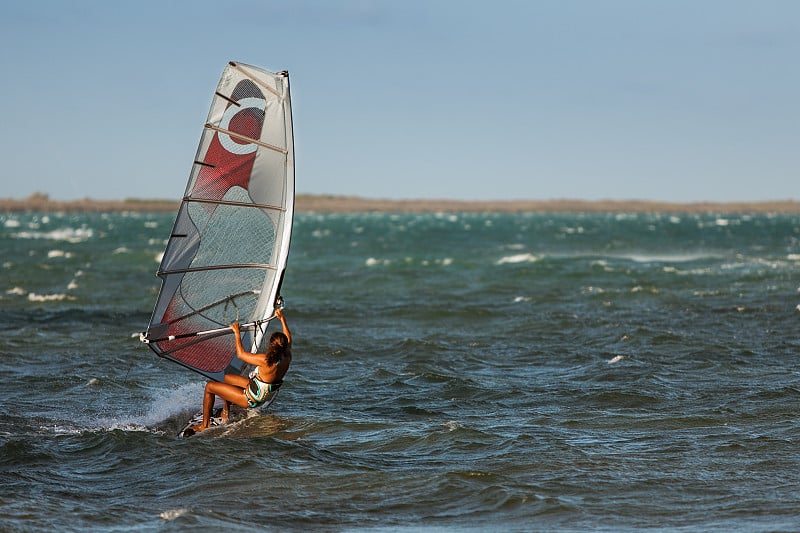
[1,194,799,214]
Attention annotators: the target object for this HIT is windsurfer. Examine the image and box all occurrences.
[188,308,292,433]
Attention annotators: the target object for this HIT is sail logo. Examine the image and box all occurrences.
[217,97,266,155]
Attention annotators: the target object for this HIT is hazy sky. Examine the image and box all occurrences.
[1,0,798,202]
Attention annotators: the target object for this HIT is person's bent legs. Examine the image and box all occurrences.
[193,380,250,431]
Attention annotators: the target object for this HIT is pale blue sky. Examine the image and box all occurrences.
[1,0,798,202]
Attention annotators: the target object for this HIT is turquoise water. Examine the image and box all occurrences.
[1,210,799,531]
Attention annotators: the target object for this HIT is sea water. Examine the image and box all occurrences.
[1,210,799,531]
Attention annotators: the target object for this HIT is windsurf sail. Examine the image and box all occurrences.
[141,62,294,382]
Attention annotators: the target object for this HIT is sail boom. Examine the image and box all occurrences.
[142,314,275,345]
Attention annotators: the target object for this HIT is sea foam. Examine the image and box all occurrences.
[496,253,538,265]
[14,227,93,243]
[27,293,74,302]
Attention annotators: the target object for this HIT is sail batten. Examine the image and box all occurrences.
[181,196,287,211]
[143,62,294,381]
[157,263,277,276]
[203,123,288,154]
[158,290,261,326]
[214,91,241,106]
[230,62,283,98]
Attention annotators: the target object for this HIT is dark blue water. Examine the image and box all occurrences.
[1,210,799,531]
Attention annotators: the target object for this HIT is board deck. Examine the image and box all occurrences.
[178,390,279,438]
[178,407,226,438]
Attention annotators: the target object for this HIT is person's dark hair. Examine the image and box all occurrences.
[266,331,290,365]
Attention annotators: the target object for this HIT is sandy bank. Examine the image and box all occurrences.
[1,195,799,214]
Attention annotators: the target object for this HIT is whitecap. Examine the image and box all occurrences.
[513,296,531,303]
[591,260,614,272]
[155,252,164,263]
[6,287,26,295]
[496,253,538,265]
[619,252,715,263]
[15,227,93,243]
[160,509,191,521]
[112,247,130,254]
[47,425,85,435]
[27,292,73,302]
[608,355,624,364]
[443,421,461,431]
[563,226,585,234]
[47,250,72,259]
[4,219,20,228]
[583,286,605,294]
[365,257,390,266]
[144,221,158,228]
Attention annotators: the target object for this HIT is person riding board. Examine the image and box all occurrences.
[188,308,292,433]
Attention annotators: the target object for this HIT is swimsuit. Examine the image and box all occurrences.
[245,368,282,408]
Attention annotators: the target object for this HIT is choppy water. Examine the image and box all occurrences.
[1,210,800,531]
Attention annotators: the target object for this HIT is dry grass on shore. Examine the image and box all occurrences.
[1,194,799,214]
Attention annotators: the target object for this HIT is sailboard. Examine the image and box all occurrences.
[140,62,294,433]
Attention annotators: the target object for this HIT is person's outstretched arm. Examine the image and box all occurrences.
[275,308,291,345]
[229,322,264,365]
